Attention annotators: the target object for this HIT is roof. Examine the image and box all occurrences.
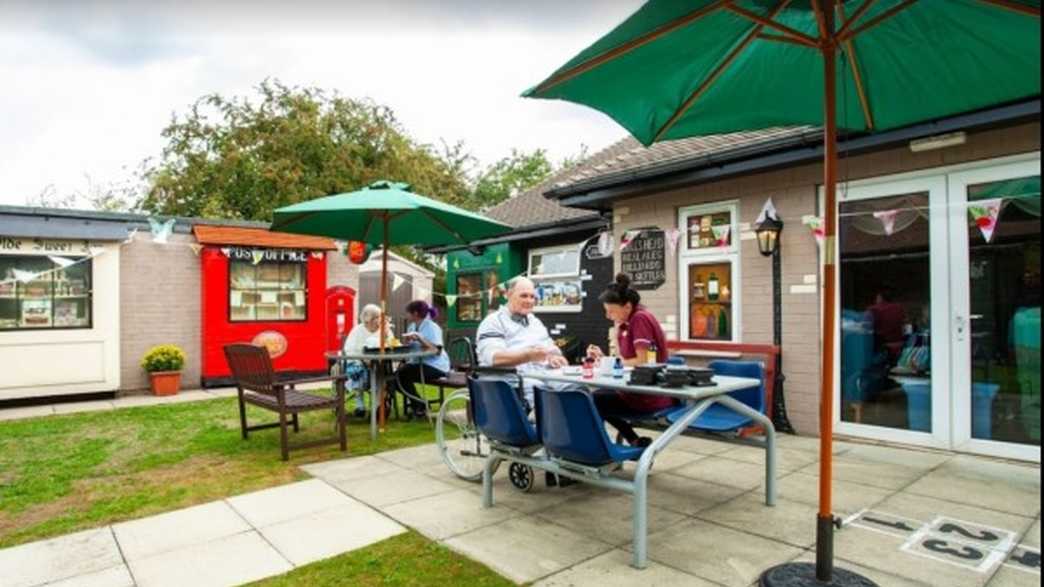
[0,204,268,235]
[193,225,337,250]
[483,165,604,229]
[359,249,435,278]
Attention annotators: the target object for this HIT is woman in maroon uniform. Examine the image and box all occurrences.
[587,273,674,447]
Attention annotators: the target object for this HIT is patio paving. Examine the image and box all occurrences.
[0,429,1038,586]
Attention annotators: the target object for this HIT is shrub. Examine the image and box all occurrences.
[141,345,186,373]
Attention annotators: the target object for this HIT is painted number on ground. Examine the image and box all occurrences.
[1004,545,1041,575]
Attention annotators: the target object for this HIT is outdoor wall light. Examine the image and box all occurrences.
[754,215,784,257]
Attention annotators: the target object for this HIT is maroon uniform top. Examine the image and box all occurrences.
[616,305,674,411]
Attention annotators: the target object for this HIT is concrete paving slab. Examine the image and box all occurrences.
[301,455,404,484]
[444,515,612,584]
[796,456,928,491]
[873,492,1036,539]
[905,458,1041,517]
[0,528,123,587]
[642,519,803,587]
[646,472,749,516]
[327,467,457,508]
[416,461,490,492]
[52,400,115,414]
[112,501,251,561]
[384,489,520,540]
[649,433,736,456]
[671,456,771,491]
[535,548,715,586]
[776,472,893,516]
[1021,518,1040,548]
[535,493,687,547]
[773,433,824,453]
[987,564,1041,587]
[373,443,445,470]
[0,405,54,421]
[718,445,819,472]
[45,564,134,587]
[128,530,291,587]
[697,494,818,548]
[479,472,595,514]
[791,552,931,587]
[618,448,704,474]
[111,395,170,408]
[834,442,952,471]
[205,387,239,398]
[260,501,405,566]
[227,479,352,528]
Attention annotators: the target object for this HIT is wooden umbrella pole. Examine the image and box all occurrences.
[816,10,840,582]
[379,215,389,432]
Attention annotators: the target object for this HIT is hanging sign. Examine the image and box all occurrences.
[0,237,95,255]
[347,241,371,264]
[619,227,666,290]
[225,247,309,263]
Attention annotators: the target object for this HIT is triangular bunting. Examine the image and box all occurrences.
[664,228,681,256]
[220,247,231,258]
[872,209,900,236]
[48,256,76,268]
[445,294,457,307]
[756,198,779,225]
[711,225,731,248]
[596,231,614,257]
[188,243,204,256]
[392,274,405,291]
[620,229,642,251]
[148,218,175,244]
[802,215,825,247]
[968,198,1003,243]
[13,269,40,283]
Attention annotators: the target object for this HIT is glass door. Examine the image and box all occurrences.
[835,175,952,449]
[949,160,1041,462]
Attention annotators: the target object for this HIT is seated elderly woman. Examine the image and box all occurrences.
[341,304,392,417]
[396,300,450,419]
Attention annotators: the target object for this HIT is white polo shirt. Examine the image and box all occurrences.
[476,307,559,403]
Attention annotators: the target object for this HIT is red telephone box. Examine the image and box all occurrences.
[326,286,356,352]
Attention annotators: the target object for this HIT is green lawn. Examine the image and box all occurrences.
[0,390,440,548]
[248,532,512,587]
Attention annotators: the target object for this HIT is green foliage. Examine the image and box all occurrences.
[470,148,555,211]
[140,345,187,373]
[140,79,472,220]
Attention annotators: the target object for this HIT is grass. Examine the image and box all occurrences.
[247,532,513,587]
[0,389,443,548]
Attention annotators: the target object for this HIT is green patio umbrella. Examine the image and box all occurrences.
[524,1,1040,584]
[271,180,511,422]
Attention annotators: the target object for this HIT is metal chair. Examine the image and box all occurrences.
[426,336,476,412]
[468,371,541,491]
[536,385,645,468]
[224,343,347,461]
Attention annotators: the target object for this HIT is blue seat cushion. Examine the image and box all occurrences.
[664,403,754,432]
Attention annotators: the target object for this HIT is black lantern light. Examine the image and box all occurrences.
[754,214,784,257]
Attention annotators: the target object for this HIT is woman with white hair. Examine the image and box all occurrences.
[341,304,392,417]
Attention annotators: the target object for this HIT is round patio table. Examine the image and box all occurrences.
[326,348,438,441]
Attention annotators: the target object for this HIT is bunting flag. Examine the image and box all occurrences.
[620,229,642,251]
[392,273,406,291]
[495,253,503,264]
[89,246,107,258]
[415,286,430,300]
[664,228,681,256]
[310,251,324,260]
[872,209,900,236]
[48,256,76,268]
[148,218,175,244]
[123,228,139,244]
[711,225,731,248]
[251,250,265,265]
[220,247,232,258]
[802,215,825,247]
[445,294,457,307]
[596,231,614,257]
[968,198,1003,243]
[756,198,779,225]
[13,269,38,283]
[188,243,204,256]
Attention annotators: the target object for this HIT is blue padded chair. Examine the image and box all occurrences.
[664,360,765,432]
[536,385,644,467]
[468,375,539,449]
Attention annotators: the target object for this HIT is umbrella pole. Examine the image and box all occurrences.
[379,215,389,432]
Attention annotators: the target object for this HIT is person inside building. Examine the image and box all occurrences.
[341,303,387,418]
[476,277,569,409]
[866,286,907,365]
[586,273,674,448]
[396,300,450,419]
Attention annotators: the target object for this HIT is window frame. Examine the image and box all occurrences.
[454,270,488,324]
[527,244,582,280]
[227,259,309,323]
[0,253,94,332]
[678,201,742,343]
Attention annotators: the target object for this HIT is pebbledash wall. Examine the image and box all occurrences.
[607,121,1040,435]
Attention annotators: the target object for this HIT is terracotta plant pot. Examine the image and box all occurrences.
[149,371,182,396]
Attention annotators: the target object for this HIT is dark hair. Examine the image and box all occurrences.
[599,273,641,306]
[406,300,438,320]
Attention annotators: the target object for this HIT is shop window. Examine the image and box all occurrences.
[0,255,92,331]
[529,244,583,313]
[679,202,740,342]
[455,270,502,323]
[229,261,306,322]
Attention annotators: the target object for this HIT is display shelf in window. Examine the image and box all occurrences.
[687,262,734,340]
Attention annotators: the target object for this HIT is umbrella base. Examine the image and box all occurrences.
[759,563,878,587]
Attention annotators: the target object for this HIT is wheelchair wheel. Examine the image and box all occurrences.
[508,463,534,493]
[436,389,498,481]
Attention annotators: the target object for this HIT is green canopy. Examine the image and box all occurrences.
[524,0,1040,581]
[270,180,511,246]
[525,0,1040,145]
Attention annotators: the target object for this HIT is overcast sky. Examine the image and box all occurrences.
[0,0,643,207]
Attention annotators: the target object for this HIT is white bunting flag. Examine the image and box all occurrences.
[220,247,231,258]
[872,209,899,236]
[48,256,76,268]
[445,294,457,307]
[663,228,681,256]
[89,246,106,257]
[123,228,139,244]
[251,250,265,265]
[148,218,175,244]
[311,251,324,260]
[756,197,779,225]
[392,274,405,291]
[13,269,39,283]
[188,243,204,256]
[968,198,1003,243]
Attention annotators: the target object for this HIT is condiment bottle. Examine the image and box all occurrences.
[612,357,624,378]
[646,343,658,365]
[582,357,594,379]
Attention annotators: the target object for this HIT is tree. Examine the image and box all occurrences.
[470,149,554,211]
[24,173,140,213]
[140,79,472,220]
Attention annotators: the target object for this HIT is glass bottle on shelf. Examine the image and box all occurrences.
[718,307,729,338]
[707,272,720,302]
[706,310,717,339]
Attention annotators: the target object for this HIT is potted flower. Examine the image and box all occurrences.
[141,345,186,396]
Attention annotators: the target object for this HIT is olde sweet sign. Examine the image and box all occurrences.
[620,228,666,290]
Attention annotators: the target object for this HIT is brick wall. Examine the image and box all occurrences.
[611,121,1040,434]
[119,232,202,391]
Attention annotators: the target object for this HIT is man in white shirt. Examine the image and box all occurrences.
[476,277,568,407]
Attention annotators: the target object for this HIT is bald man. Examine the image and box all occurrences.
[476,277,568,406]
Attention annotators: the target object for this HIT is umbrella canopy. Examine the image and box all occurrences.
[270,180,511,246]
[524,0,1040,581]
[525,0,1040,144]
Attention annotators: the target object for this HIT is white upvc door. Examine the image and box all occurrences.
[948,158,1041,463]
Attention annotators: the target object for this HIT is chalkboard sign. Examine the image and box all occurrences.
[620,228,666,290]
